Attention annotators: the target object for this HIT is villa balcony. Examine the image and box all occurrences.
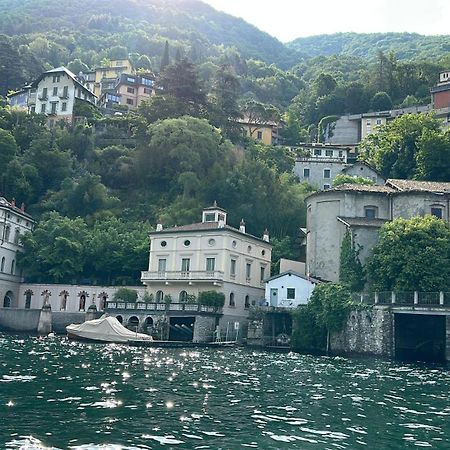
[141,270,224,284]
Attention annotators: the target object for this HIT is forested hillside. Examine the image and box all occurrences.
[0,0,300,69]
[1,0,450,284]
[288,32,450,61]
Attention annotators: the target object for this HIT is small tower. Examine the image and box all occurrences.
[202,201,227,225]
[263,228,270,242]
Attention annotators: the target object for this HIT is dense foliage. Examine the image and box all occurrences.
[367,216,450,292]
[359,113,450,180]
[291,283,354,353]
[288,32,450,61]
[339,230,365,292]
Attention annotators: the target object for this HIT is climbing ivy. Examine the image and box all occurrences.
[339,230,366,292]
[291,283,354,353]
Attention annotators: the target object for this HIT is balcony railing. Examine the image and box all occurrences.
[105,301,222,314]
[353,291,450,307]
[141,270,224,282]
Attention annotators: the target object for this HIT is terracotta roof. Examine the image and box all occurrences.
[337,216,389,228]
[386,179,450,193]
[0,197,34,220]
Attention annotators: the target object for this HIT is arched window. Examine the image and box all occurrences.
[229,293,235,308]
[244,295,250,309]
[24,290,33,309]
[179,291,188,302]
[4,225,10,242]
[79,294,86,311]
[11,259,15,275]
[3,291,14,308]
[60,290,69,311]
[1,257,5,272]
[156,290,164,302]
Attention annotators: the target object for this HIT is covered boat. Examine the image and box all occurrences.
[66,316,153,343]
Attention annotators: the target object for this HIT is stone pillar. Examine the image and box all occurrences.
[440,292,445,306]
[37,303,52,335]
[374,292,379,304]
[85,303,97,322]
[192,316,216,343]
[391,292,396,305]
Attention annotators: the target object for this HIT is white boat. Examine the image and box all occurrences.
[66,315,153,343]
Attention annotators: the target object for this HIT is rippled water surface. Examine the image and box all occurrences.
[1,333,450,449]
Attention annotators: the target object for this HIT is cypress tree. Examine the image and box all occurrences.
[160,40,170,72]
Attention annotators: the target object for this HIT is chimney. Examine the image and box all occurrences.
[156,222,163,232]
[11,198,16,208]
[263,228,270,242]
[239,219,246,234]
[20,203,25,212]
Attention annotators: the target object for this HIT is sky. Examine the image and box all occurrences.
[203,0,450,42]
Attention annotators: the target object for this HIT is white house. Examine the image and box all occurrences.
[0,197,35,309]
[264,270,319,308]
[141,203,272,325]
[30,67,97,125]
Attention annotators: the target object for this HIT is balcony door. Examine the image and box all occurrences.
[206,257,215,275]
[181,258,190,278]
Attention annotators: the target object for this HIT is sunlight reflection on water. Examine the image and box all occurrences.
[1,333,450,449]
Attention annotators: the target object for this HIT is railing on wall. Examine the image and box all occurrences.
[351,291,450,307]
[105,301,222,314]
[140,270,225,281]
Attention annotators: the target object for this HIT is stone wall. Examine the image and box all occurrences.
[0,308,41,331]
[330,307,394,358]
[192,315,217,343]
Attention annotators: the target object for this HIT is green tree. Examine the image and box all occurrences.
[415,129,450,181]
[339,230,365,291]
[370,91,393,111]
[209,65,242,141]
[240,100,280,139]
[0,129,18,168]
[135,116,233,190]
[359,113,441,179]
[0,34,24,96]
[198,291,225,310]
[157,59,207,116]
[18,212,89,283]
[291,283,354,353]
[113,288,138,302]
[367,216,450,292]
[160,40,170,71]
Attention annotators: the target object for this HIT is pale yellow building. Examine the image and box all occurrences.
[92,59,135,97]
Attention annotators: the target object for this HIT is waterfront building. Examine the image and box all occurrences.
[264,270,319,308]
[141,203,272,325]
[0,198,34,309]
[306,179,450,282]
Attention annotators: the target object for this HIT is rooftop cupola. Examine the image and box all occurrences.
[239,219,246,234]
[202,201,227,225]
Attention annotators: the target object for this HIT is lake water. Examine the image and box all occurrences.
[1,332,450,449]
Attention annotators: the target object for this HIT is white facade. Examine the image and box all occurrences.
[16,283,146,312]
[31,67,96,124]
[141,205,272,323]
[264,271,317,308]
[0,198,35,309]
